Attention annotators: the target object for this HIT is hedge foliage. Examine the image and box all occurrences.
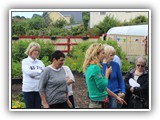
[65,39,134,73]
[12,39,54,78]
[12,39,134,78]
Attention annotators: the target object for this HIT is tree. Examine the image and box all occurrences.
[52,19,67,28]
[82,12,90,31]
[28,16,46,30]
[12,20,28,36]
[93,14,120,36]
[32,14,42,18]
[128,15,148,25]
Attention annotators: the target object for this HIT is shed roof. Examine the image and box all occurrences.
[107,25,148,36]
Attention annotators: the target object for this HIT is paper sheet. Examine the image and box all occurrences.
[129,78,140,87]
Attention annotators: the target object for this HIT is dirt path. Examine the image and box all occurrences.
[72,72,90,108]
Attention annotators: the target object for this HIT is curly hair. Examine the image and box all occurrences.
[83,43,104,73]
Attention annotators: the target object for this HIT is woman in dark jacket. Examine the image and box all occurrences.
[123,56,149,109]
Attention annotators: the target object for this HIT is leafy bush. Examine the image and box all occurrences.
[12,39,55,62]
[65,39,133,73]
[65,41,94,73]
[12,40,28,62]
[12,100,25,108]
[41,56,52,66]
[121,59,134,73]
[12,92,25,108]
[12,39,55,78]
[12,60,22,78]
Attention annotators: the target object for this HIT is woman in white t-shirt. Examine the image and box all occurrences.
[22,42,45,108]
[63,65,75,108]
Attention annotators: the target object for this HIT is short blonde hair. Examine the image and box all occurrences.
[104,44,115,57]
[25,42,40,56]
[83,43,104,73]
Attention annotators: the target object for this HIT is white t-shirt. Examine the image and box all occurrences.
[63,66,75,96]
[22,56,45,92]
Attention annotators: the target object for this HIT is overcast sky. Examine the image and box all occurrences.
[12,12,43,18]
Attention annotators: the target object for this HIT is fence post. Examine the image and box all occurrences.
[67,36,71,54]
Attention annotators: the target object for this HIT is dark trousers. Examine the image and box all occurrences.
[23,92,41,109]
[69,95,75,108]
[49,101,69,108]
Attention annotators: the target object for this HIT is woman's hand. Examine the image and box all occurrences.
[43,103,49,108]
[105,66,112,79]
[67,99,73,108]
[116,96,127,105]
[118,92,125,99]
[130,87,134,93]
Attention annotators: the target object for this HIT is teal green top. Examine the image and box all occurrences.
[85,64,108,101]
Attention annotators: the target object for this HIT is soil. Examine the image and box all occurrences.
[11,72,90,108]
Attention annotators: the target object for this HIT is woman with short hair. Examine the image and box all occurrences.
[22,42,45,108]
[123,56,149,108]
[102,45,126,109]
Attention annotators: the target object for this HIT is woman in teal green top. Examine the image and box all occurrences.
[83,43,126,108]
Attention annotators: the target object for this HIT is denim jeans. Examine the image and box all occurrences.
[23,92,41,109]
[108,96,122,109]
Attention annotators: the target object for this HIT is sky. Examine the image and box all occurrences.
[12,12,43,18]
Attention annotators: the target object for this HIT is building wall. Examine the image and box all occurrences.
[48,12,69,23]
[90,12,148,28]
[64,16,71,23]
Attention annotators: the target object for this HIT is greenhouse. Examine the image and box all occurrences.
[107,25,148,56]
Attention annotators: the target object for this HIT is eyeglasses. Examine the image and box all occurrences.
[137,64,145,68]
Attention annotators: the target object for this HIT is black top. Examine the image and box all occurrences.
[123,68,149,108]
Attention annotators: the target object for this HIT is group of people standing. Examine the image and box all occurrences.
[22,42,75,109]
[83,43,149,109]
[21,42,149,109]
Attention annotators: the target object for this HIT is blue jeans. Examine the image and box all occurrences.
[23,92,41,109]
[108,96,122,109]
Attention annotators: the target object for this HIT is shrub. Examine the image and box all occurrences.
[12,60,22,78]
[65,39,133,73]
[12,39,55,62]
[11,39,55,78]
[65,41,94,73]
[12,100,25,108]
[41,56,52,66]
[12,92,25,108]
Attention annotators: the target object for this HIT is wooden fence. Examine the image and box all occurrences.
[12,36,100,54]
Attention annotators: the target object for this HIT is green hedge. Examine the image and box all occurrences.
[12,39,134,78]
[65,39,134,73]
[12,39,54,78]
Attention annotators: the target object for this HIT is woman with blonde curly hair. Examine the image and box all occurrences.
[83,43,127,108]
